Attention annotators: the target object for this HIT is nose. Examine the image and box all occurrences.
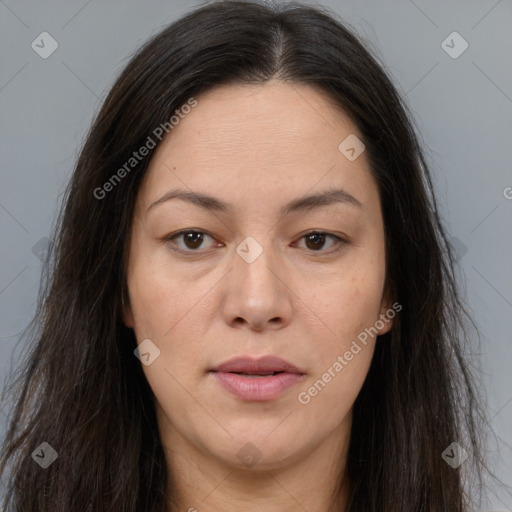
[221,238,293,332]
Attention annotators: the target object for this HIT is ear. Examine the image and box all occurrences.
[376,283,395,336]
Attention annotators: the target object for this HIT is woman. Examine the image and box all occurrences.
[0,1,492,510]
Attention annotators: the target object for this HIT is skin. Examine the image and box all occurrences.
[123,80,394,512]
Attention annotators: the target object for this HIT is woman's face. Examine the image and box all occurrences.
[124,81,393,472]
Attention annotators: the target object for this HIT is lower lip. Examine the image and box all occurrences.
[211,372,304,401]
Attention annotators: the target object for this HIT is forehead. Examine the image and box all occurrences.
[159,80,359,160]
[136,81,378,217]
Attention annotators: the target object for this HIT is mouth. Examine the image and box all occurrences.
[210,355,304,375]
[209,355,305,401]
[224,371,284,378]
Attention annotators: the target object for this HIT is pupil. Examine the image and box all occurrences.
[185,232,203,249]
[306,233,325,250]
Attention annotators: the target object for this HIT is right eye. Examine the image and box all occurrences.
[164,230,223,253]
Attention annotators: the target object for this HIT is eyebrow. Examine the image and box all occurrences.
[146,187,363,216]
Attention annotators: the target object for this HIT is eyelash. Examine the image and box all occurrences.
[163,230,347,255]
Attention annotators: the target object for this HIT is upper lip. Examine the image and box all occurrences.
[210,355,305,375]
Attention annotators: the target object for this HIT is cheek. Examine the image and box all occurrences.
[296,266,384,360]
[126,244,210,385]
[297,344,374,436]
[130,274,211,367]
[127,260,209,420]
[292,254,385,423]
[127,240,205,337]
[294,275,381,424]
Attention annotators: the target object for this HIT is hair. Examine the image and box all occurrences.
[0,0,496,510]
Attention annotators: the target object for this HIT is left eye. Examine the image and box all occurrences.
[165,230,345,253]
[293,231,346,252]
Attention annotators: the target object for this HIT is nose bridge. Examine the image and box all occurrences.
[221,233,292,330]
[233,234,280,292]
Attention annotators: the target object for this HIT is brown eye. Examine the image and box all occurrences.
[296,231,346,253]
[305,232,327,250]
[166,230,219,252]
[182,231,205,249]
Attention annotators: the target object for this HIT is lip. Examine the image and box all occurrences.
[211,355,304,375]
[209,355,305,402]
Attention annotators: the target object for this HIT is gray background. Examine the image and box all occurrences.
[0,0,511,509]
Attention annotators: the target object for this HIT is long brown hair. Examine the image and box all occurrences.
[0,1,493,510]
